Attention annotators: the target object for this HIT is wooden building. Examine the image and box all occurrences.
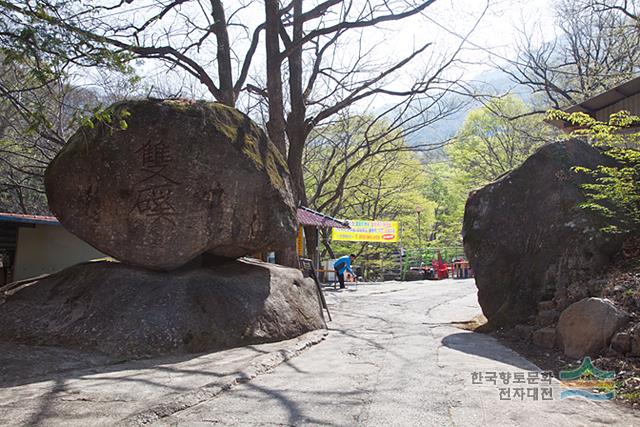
[0,207,348,285]
[0,213,106,285]
[566,76,640,121]
[296,206,349,268]
[552,76,640,132]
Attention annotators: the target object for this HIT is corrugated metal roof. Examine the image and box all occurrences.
[0,213,60,226]
[297,206,350,229]
[549,76,640,131]
[566,76,640,115]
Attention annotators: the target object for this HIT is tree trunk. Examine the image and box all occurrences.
[264,0,287,156]
[304,224,319,266]
[320,228,336,259]
[286,0,320,264]
[265,0,297,267]
[211,0,235,106]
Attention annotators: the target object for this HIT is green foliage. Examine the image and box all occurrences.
[330,150,436,275]
[75,105,131,131]
[0,0,144,215]
[0,0,134,85]
[303,115,436,277]
[547,109,640,233]
[419,96,555,245]
[447,96,554,188]
[305,97,556,258]
[0,54,135,214]
[0,1,137,145]
[423,162,468,247]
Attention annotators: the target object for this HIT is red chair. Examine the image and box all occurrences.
[431,260,449,279]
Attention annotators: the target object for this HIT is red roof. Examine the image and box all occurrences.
[297,207,349,229]
[0,212,60,226]
[0,209,350,230]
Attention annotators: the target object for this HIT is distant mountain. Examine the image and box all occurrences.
[405,67,534,150]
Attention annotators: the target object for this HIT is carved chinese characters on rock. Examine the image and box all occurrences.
[131,140,181,226]
[45,99,298,270]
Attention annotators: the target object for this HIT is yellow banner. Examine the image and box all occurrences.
[332,220,399,243]
[296,227,304,256]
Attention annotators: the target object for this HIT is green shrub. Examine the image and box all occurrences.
[546,110,640,233]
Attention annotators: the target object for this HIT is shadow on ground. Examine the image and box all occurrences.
[441,332,539,371]
[0,333,324,426]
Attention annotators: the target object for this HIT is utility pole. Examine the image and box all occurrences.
[415,206,423,251]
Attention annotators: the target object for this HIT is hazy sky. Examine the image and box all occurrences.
[402,0,557,72]
[85,0,560,101]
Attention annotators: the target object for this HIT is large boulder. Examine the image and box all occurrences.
[463,140,624,329]
[0,259,325,358]
[557,297,629,358]
[45,99,297,270]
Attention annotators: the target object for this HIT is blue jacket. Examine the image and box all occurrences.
[334,255,354,275]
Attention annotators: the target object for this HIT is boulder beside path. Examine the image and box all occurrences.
[463,140,624,329]
[0,259,325,358]
[557,297,629,358]
[45,99,297,270]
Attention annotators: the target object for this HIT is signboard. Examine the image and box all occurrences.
[332,220,399,243]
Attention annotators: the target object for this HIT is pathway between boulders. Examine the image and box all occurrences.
[155,280,639,426]
[2,279,639,426]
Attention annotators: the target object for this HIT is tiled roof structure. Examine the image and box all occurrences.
[297,206,349,229]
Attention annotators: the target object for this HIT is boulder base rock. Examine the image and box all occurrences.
[463,140,624,329]
[532,327,557,349]
[557,297,628,358]
[0,260,325,358]
[611,332,631,355]
[45,99,297,270]
[631,327,640,356]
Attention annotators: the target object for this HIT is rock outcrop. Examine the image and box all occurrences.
[45,99,297,270]
[630,326,640,356]
[0,259,325,358]
[611,331,632,355]
[532,327,557,349]
[557,297,629,358]
[463,140,624,329]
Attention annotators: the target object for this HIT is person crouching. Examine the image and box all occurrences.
[333,254,356,289]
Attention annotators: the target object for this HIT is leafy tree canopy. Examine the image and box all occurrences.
[447,96,555,188]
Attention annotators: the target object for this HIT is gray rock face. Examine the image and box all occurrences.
[557,298,629,358]
[0,260,325,358]
[45,99,297,270]
[463,140,624,329]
